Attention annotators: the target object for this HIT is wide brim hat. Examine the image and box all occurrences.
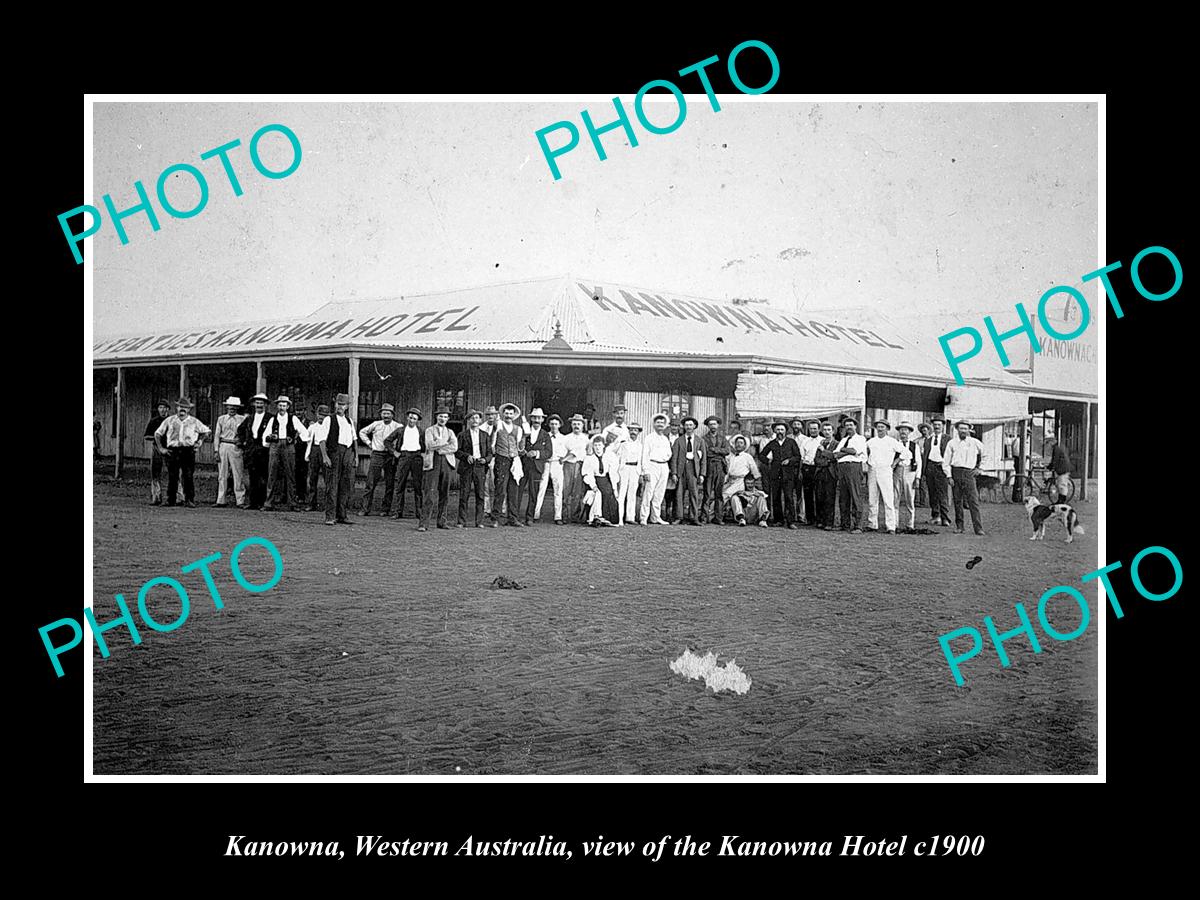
[731,434,749,447]
[466,408,483,420]
[316,404,330,413]
[954,420,972,429]
[628,422,643,432]
[175,397,194,409]
[873,419,890,429]
[335,393,350,405]
[681,416,698,428]
[381,403,395,413]
[435,405,451,416]
[612,404,627,413]
[251,393,269,403]
[528,407,546,419]
[704,415,721,426]
[896,421,914,432]
[500,403,521,417]
[406,407,423,419]
[652,413,668,424]
[772,421,789,430]
[223,396,242,407]
[569,413,586,424]
[276,395,291,405]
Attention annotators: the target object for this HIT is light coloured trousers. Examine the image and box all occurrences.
[894,466,916,530]
[217,443,246,505]
[534,459,564,521]
[640,461,669,523]
[867,464,898,531]
[618,466,641,523]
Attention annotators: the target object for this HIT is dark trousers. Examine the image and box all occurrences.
[490,455,520,524]
[165,447,196,504]
[458,463,487,526]
[769,468,797,524]
[295,445,308,503]
[562,461,584,522]
[362,450,396,514]
[247,447,269,508]
[325,444,356,522]
[926,465,951,523]
[673,466,702,523]
[523,465,544,523]
[836,464,864,530]
[307,454,323,509]
[390,452,423,517]
[597,473,620,521]
[816,466,837,527]
[701,461,726,522]
[801,464,817,523]
[423,456,453,527]
[265,441,299,508]
[951,467,984,533]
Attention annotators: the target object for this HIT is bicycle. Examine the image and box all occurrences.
[1006,466,1076,503]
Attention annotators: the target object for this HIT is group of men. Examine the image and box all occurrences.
[141,396,990,536]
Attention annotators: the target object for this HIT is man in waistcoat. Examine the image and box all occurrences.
[262,395,310,512]
[456,409,492,527]
[520,407,552,525]
[237,392,272,510]
[386,408,426,520]
[923,417,953,526]
[318,393,357,525]
[305,403,330,511]
[893,421,923,532]
[422,405,459,531]
[489,402,524,527]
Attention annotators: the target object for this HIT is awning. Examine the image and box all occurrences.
[944,383,1030,425]
[735,371,867,419]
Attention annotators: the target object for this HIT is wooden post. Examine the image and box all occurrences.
[1080,403,1091,501]
[114,367,125,479]
[348,355,361,418]
[179,364,189,402]
[256,360,266,395]
[1015,417,1027,502]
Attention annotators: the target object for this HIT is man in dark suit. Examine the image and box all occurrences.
[759,421,802,528]
[519,407,553,524]
[456,409,493,527]
[237,392,273,510]
[669,416,707,525]
[922,417,952,526]
[699,415,731,524]
[385,408,426,520]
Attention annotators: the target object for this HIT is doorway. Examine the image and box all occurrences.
[531,387,588,422]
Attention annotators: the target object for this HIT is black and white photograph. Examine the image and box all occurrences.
[84,95,1100,777]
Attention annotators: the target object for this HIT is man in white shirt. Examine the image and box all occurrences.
[261,395,310,512]
[797,420,823,526]
[600,404,630,444]
[358,403,402,516]
[639,414,673,525]
[212,396,247,508]
[481,405,499,517]
[456,409,492,528]
[316,392,356,525]
[561,414,591,523]
[154,397,211,508]
[422,405,459,531]
[943,420,987,535]
[923,417,952,526]
[615,422,644,525]
[893,422,923,532]
[534,413,569,525]
[304,404,329,511]
[723,435,769,526]
[864,419,910,534]
[385,408,425,520]
[238,392,272,510]
[833,418,868,534]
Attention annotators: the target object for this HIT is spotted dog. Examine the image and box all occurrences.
[1024,496,1084,543]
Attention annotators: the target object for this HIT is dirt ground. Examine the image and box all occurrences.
[90,465,1098,775]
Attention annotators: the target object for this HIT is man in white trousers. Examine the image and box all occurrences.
[534,413,568,525]
[892,421,923,532]
[639,414,673,525]
[213,396,247,508]
[864,419,910,534]
[616,422,644,525]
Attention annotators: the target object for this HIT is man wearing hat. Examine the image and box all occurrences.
[237,393,273,509]
[669,415,707,525]
[517,408,552,525]
[213,396,248,508]
[481,405,500,518]
[759,421,802,527]
[724,436,770,526]
[943,420,986,535]
[833,417,868,533]
[923,417,953,526]
[358,403,402,516]
[601,404,630,444]
[153,398,211,507]
[561,413,590,523]
[488,403,524,526]
[317,393,356,525]
[262,395,310,512]
[893,422,923,533]
[420,405,459,531]
[305,403,330,510]
[455,409,493,527]
[914,423,933,508]
[385,408,426,520]
[639,414,674,525]
[699,415,731,524]
[864,420,910,534]
[796,420,823,525]
[812,421,840,529]
[143,399,179,506]
[534,413,568,525]
[615,421,644,525]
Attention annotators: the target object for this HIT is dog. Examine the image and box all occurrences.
[1024,496,1085,543]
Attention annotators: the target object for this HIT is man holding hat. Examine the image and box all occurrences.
[700,415,731,524]
[923,417,952,526]
[759,421,802,527]
[385,408,426,520]
[639,413,673,525]
[943,420,986,535]
[864,420,910,534]
[153,398,211,507]
[262,395,310,512]
[456,409,493,527]
[833,418,868,533]
[488,402,524,526]
[421,405,459,530]
[305,403,330,510]
[317,393,356,525]
[669,415,707,525]
[144,399,177,506]
[358,403,402,516]
[534,413,568,525]
[213,396,248,508]
[237,392,273,509]
[893,422,923,532]
[561,413,590,523]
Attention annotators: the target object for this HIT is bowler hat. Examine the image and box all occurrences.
[873,419,890,429]
[435,405,451,416]
[466,408,482,420]
[681,416,698,428]
[704,415,721,426]
[406,407,423,419]
[548,413,562,424]
[276,395,291,405]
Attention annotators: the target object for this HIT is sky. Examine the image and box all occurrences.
[92,100,1097,338]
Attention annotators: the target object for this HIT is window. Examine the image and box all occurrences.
[660,390,691,420]
[435,387,467,423]
[359,389,382,424]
